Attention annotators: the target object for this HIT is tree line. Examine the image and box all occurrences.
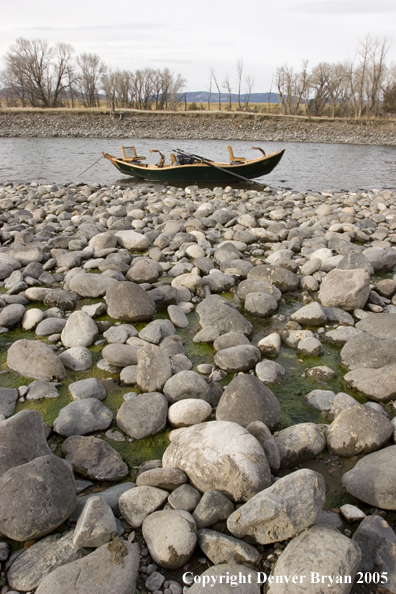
[275,36,396,117]
[0,38,186,110]
[1,35,395,115]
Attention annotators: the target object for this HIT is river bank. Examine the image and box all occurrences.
[0,179,395,593]
[1,109,396,145]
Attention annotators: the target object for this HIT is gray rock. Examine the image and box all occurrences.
[297,336,323,356]
[43,290,79,311]
[255,360,286,383]
[246,421,281,470]
[215,335,251,356]
[266,525,361,594]
[35,540,139,594]
[62,435,128,481]
[58,346,92,371]
[356,312,396,339]
[353,515,396,587]
[318,268,370,310]
[168,484,201,511]
[21,307,44,330]
[244,292,278,317]
[193,326,220,343]
[216,374,281,430]
[61,311,98,348]
[344,363,396,401]
[7,339,66,380]
[70,483,135,522]
[0,455,76,541]
[25,380,59,400]
[102,343,141,367]
[136,467,188,490]
[0,409,52,478]
[73,496,117,548]
[198,529,260,565]
[214,345,261,372]
[257,332,281,356]
[69,272,117,297]
[0,304,25,327]
[274,423,326,468]
[290,302,328,326]
[247,264,300,292]
[7,530,82,592]
[0,387,18,417]
[120,365,137,385]
[227,469,325,544]
[35,317,67,336]
[119,486,169,528]
[237,278,282,302]
[187,564,260,594]
[342,445,396,509]
[341,332,396,370]
[162,421,271,502]
[115,229,150,250]
[68,378,107,400]
[303,389,336,412]
[145,571,165,592]
[142,509,197,569]
[53,399,113,436]
[163,370,209,404]
[116,392,168,439]
[192,490,235,529]
[340,503,366,522]
[323,325,363,345]
[167,304,189,328]
[136,343,172,392]
[106,281,156,322]
[168,399,212,427]
[196,295,253,336]
[327,404,393,456]
[139,319,175,344]
[127,258,162,283]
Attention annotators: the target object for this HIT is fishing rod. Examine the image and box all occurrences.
[174,148,267,189]
[78,155,103,177]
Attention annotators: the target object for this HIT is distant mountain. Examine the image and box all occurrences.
[184,91,281,104]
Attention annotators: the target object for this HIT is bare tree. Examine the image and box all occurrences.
[244,74,254,111]
[76,52,106,107]
[2,38,75,107]
[223,73,232,110]
[207,69,213,111]
[236,59,243,110]
[210,67,222,110]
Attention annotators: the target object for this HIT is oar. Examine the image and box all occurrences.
[174,148,267,189]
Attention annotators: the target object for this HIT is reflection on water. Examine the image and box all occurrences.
[0,137,395,192]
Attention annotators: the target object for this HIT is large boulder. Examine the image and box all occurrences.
[62,436,128,481]
[69,272,117,297]
[0,409,52,478]
[214,345,261,373]
[116,392,168,439]
[7,339,66,381]
[61,311,98,348]
[227,469,325,544]
[247,264,300,292]
[35,540,140,594]
[162,421,271,502]
[344,364,396,402]
[119,486,168,528]
[0,455,76,541]
[196,295,253,336]
[274,423,326,468]
[115,229,150,250]
[356,313,396,339]
[342,445,396,509]
[163,370,209,403]
[266,525,361,594]
[136,344,172,392]
[7,530,82,592]
[53,399,113,437]
[216,374,281,430]
[106,281,156,322]
[340,333,396,370]
[318,268,370,310]
[0,387,18,418]
[326,404,393,456]
[142,510,197,569]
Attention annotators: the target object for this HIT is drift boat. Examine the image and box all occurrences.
[102,145,285,185]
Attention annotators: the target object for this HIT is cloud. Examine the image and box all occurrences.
[17,22,163,33]
[292,0,396,14]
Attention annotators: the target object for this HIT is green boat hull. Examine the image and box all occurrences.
[103,149,285,184]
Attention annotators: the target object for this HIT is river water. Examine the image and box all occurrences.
[0,137,395,192]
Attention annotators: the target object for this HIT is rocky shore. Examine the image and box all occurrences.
[1,109,396,145]
[0,179,396,594]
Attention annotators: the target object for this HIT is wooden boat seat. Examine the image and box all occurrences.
[227,145,246,163]
[170,153,177,165]
[120,145,146,162]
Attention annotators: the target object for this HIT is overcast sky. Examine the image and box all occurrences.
[1,0,395,93]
